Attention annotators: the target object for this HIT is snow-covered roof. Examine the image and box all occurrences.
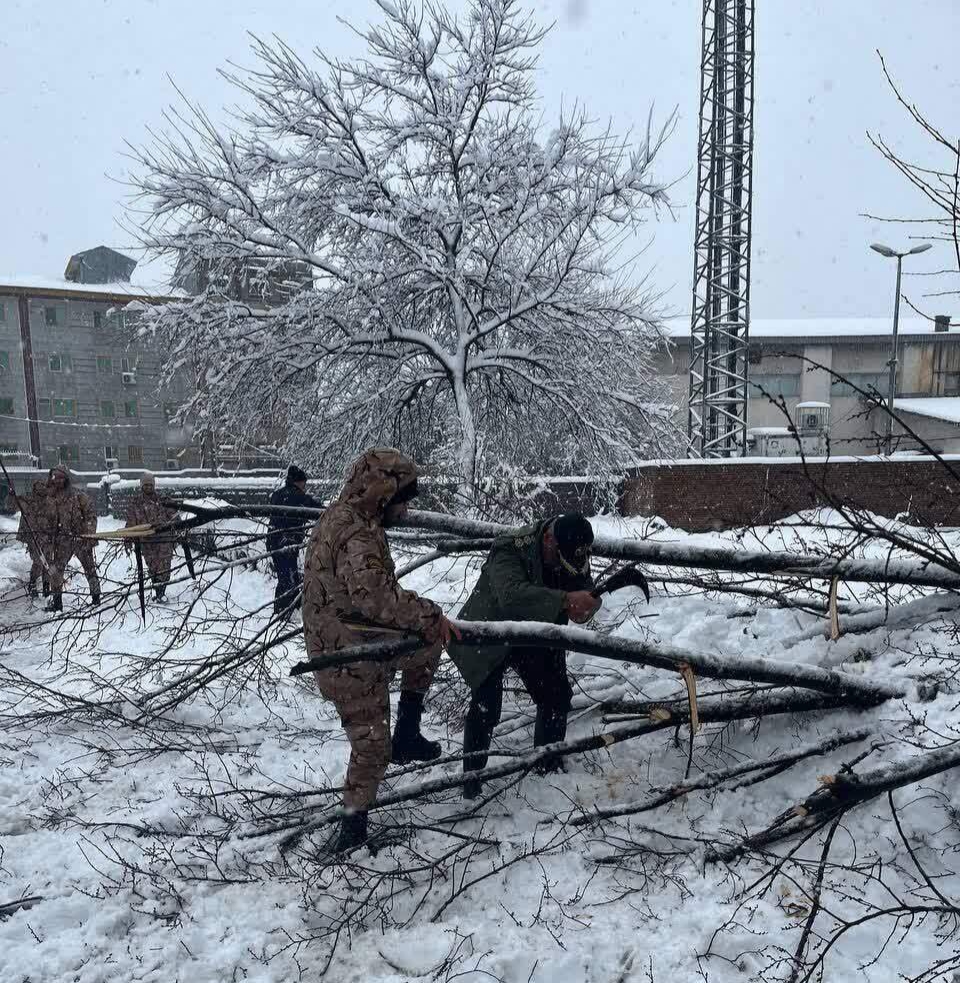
[893,397,960,425]
[0,274,183,300]
[0,252,182,300]
[665,317,951,342]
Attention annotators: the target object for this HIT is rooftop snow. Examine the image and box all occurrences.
[664,317,948,341]
[893,397,960,425]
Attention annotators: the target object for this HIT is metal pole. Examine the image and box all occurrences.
[884,255,903,455]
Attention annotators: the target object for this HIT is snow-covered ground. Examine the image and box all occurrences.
[1,511,958,982]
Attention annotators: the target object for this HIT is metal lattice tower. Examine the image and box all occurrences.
[687,0,755,457]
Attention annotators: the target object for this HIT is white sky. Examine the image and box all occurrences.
[2,0,958,318]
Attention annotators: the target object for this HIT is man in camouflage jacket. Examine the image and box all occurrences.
[39,465,100,611]
[302,447,457,852]
[448,513,600,799]
[125,473,178,601]
[16,480,50,597]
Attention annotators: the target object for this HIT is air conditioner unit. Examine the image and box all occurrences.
[121,372,136,385]
[802,414,820,429]
[105,457,119,469]
[165,459,179,471]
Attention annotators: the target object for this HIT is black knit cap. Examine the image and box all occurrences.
[286,465,308,484]
[551,513,594,571]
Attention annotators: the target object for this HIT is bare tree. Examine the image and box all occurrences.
[867,53,960,319]
[126,0,677,494]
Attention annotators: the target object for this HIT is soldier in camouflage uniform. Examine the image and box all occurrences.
[16,480,50,597]
[39,465,100,611]
[302,447,458,852]
[125,473,178,601]
[448,513,600,800]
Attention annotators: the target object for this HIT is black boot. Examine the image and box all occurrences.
[45,592,63,613]
[391,691,441,764]
[155,586,166,601]
[533,705,568,776]
[462,696,496,801]
[330,811,369,854]
[42,578,50,597]
[90,592,101,607]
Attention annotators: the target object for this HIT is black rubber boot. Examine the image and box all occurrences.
[45,592,63,613]
[532,705,568,776]
[330,811,369,854]
[391,691,441,764]
[462,698,496,800]
[155,586,166,601]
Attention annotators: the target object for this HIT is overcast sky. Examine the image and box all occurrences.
[2,0,958,318]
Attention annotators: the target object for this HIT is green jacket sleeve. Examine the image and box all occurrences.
[486,548,566,623]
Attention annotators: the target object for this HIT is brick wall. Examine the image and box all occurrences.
[620,457,960,531]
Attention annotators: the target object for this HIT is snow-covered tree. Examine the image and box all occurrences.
[128,0,676,489]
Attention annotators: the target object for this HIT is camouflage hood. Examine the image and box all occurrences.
[49,465,71,488]
[336,448,418,520]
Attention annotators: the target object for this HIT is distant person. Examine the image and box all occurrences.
[40,466,100,611]
[125,473,178,601]
[16,480,50,598]
[266,465,320,617]
[448,513,600,800]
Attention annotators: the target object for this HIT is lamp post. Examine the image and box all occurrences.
[869,242,933,455]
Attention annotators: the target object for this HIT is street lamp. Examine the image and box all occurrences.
[869,241,933,455]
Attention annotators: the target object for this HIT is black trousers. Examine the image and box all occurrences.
[271,549,302,614]
[463,647,573,776]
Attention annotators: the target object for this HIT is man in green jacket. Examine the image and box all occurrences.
[448,513,601,800]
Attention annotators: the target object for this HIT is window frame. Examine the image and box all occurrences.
[127,445,144,465]
[124,399,139,419]
[0,396,14,416]
[100,399,116,419]
[96,355,113,374]
[52,398,76,418]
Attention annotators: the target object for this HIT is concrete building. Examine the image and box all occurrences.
[0,247,198,472]
[658,316,960,455]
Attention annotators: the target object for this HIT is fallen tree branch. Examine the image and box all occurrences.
[568,727,873,826]
[709,738,960,863]
[244,687,870,850]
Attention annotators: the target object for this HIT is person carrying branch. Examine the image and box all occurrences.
[302,447,459,852]
[266,464,319,618]
[40,465,100,611]
[448,513,600,800]
[125,473,178,601]
[16,480,50,598]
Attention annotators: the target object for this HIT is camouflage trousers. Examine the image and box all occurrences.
[25,544,48,591]
[140,545,174,588]
[48,546,100,597]
[314,642,441,809]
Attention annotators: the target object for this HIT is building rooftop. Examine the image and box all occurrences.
[665,317,953,343]
[893,397,960,426]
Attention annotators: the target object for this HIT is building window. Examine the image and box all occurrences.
[121,357,135,373]
[124,399,139,418]
[44,306,60,327]
[0,301,6,323]
[749,375,802,398]
[58,445,80,465]
[53,398,76,417]
[93,310,103,329]
[0,397,13,416]
[100,400,116,418]
[163,403,179,424]
[97,355,113,374]
[38,398,51,418]
[0,352,8,371]
[104,445,118,464]
[49,353,72,372]
[127,445,144,465]
[830,373,889,397]
[165,447,182,470]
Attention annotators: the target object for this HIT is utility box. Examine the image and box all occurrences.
[747,402,830,457]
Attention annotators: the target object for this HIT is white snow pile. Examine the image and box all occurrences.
[1,510,959,982]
